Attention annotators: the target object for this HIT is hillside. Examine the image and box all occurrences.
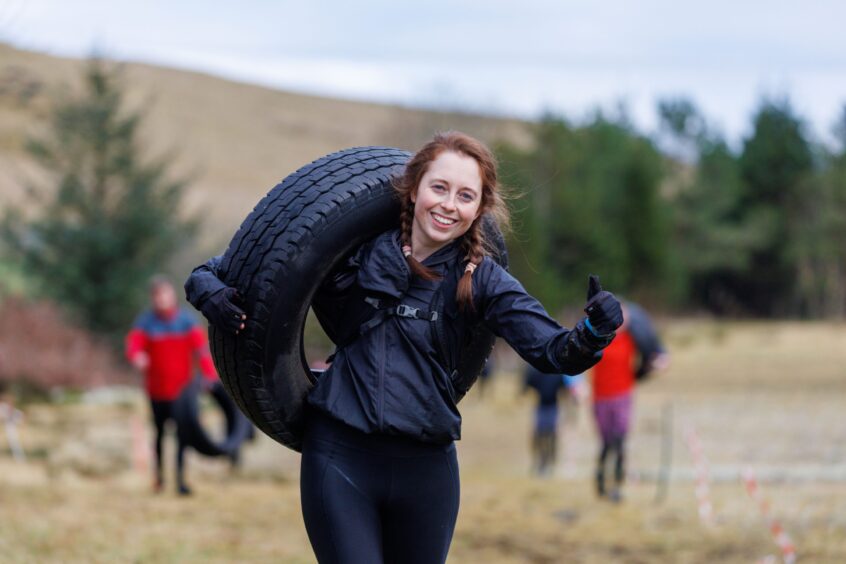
[0,43,532,259]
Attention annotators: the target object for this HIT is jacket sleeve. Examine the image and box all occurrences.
[184,255,227,311]
[125,328,147,363]
[476,259,613,375]
[188,323,218,382]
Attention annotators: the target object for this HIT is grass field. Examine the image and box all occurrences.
[1,319,845,563]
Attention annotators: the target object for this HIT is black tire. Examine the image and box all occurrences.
[174,378,254,457]
[211,147,506,451]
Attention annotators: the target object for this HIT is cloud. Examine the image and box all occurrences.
[5,0,845,144]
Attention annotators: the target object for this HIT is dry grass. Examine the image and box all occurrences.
[0,43,532,261]
[1,319,845,562]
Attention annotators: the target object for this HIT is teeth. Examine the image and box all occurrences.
[433,213,457,225]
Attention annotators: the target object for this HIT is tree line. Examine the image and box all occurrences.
[498,100,846,318]
[3,59,845,346]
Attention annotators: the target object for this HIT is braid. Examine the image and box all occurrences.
[400,201,440,281]
[399,200,414,248]
[456,219,487,312]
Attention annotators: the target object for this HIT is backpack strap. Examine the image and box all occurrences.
[326,293,443,364]
[359,297,439,333]
[360,296,439,322]
[430,267,463,378]
[429,286,450,371]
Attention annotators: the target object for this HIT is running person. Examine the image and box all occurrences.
[523,365,582,476]
[185,132,623,563]
[126,276,218,495]
[590,301,669,502]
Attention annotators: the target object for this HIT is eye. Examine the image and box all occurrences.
[459,191,476,203]
[432,183,446,192]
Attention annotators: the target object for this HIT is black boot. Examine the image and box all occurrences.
[596,442,610,497]
[595,469,606,497]
[610,437,625,503]
[608,486,622,503]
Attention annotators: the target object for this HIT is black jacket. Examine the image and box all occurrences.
[523,365,569,407]
[186,229,612,444]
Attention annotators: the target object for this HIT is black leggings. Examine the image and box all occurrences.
[150,400,187,487]
[597,437,626,493]
[301,411,460,564]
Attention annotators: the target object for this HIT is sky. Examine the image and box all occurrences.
[2,0,845,146]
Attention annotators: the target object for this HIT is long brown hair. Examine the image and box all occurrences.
[393,131,510,311]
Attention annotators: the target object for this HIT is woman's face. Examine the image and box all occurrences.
[410,150,483,256]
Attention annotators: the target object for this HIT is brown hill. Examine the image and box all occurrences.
[0,43,532,260]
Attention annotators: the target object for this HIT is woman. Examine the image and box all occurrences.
[185,132,622,563]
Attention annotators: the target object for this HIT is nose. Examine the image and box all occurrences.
[440,193,457,211]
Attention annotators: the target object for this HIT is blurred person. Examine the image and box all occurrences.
[0,380,26,462]
[523,366,583,476]
[475,355,495,398]
[186,131,623,563]
[125,276,219,495]
[591,301,669,502]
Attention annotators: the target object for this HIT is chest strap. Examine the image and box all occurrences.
[326,295,442,364]
[359,296,439,334]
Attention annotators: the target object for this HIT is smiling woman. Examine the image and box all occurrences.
[185,131,623,563]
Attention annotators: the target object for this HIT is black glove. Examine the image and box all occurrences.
[583,274,623,337]
[200,286,247,334]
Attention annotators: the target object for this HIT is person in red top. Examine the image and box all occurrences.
[125,276,218,495]
[590,302,669,502]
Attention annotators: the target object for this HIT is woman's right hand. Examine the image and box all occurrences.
[200,286,247,334]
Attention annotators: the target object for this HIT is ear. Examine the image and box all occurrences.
[410,189,416,204]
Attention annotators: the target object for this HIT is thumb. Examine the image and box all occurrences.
[587,274,602,301]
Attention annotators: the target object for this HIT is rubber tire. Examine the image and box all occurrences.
[174,378,254,457]
[210,147,506,451]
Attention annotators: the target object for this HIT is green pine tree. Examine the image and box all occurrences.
[2,58,198,336]
[497,113,670,312]
[738,98,814,315]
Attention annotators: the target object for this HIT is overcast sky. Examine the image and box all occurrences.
[3,0,845,145]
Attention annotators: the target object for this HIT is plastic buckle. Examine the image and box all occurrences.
[394,304,420,319]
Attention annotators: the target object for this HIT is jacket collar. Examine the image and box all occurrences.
[356,229,462,298]
[421,239,462,268]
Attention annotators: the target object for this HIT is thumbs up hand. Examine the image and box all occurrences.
[583,274,623,337]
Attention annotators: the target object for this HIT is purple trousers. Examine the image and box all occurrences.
[593,393,633,444]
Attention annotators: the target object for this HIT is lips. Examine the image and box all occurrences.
[431,212,457,228]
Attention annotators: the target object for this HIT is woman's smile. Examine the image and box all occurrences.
[431,212,458,227]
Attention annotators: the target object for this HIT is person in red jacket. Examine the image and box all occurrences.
[591,302,669,502]
[125,276,218,495]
